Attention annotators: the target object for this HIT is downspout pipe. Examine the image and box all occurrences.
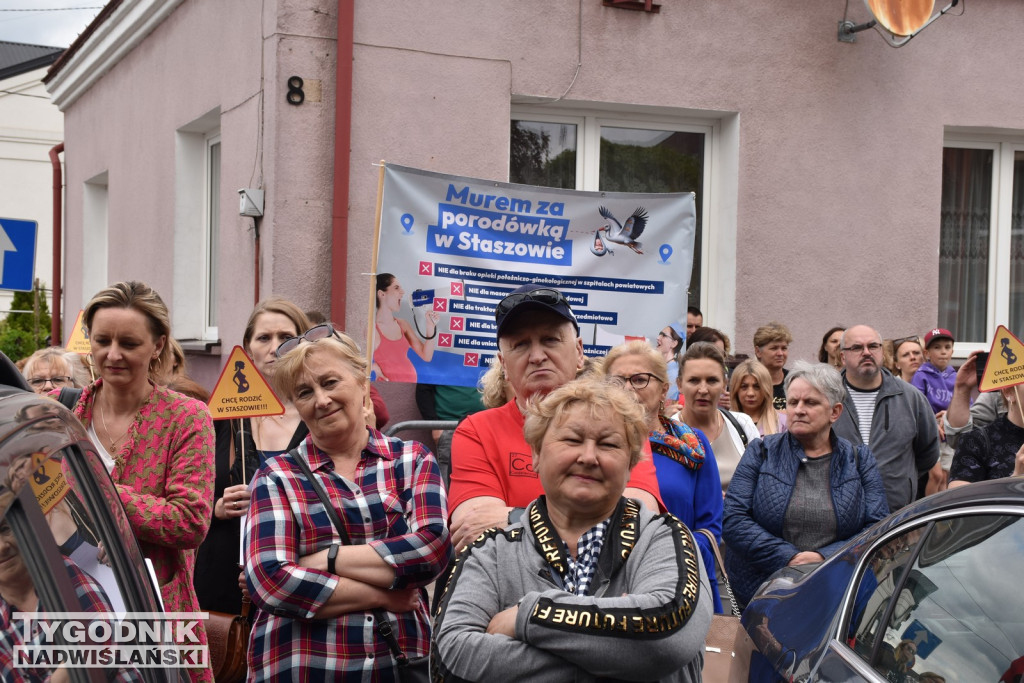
[49,143,64,346]
[330,2,354,326]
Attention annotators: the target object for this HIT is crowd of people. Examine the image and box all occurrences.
[6,278,1021,682]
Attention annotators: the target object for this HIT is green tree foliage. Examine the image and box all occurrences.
[599,137,702,194]
[0,281,53,362]
[510,121,576,189]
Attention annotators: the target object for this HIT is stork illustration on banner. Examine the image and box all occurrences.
[590,205,649,256]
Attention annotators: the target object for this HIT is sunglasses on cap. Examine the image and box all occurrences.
[495,288,568,318]
[275,323,341,358]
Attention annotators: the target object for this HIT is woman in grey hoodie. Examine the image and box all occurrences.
[433,378,713,682]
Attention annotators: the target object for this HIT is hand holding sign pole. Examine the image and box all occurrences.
[210,346,287,563]
[979,325,1024,427]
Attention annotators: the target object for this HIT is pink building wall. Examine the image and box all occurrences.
[48,0,1024,421]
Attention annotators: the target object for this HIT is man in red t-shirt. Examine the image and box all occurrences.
[448,284,663,550]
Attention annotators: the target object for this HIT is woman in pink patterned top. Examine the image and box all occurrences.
[70,281,215,682]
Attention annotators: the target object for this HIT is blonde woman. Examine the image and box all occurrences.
[20,347,84,395]
[478,357,514,409]
[891,336,925,384]
[68,280,214,681]
[729,359,787,436]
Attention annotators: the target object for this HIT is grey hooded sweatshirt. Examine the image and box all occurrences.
[433,497,713,683]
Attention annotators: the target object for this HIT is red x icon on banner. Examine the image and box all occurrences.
[438,334,452,347]
[451,282,464,296]
[419,261,432,275]
[464,353,479,367]
[434,298,448,312]
[450,317,464,331]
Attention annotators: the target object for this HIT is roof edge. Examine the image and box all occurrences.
[43,0,184,110]
[44,0,123,84]
[0,49,63,82]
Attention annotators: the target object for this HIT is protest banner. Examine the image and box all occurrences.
[370,163,696,387]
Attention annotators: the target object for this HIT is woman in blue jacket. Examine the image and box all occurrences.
[602,340,724,612]
[723,361,889,608]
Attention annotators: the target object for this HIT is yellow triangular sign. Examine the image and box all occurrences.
[208,346,285,420]
[65,310,91,354]
[979,325,1024,392]
[28,451,69,514]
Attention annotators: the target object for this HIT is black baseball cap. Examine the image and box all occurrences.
[494,284,579,339]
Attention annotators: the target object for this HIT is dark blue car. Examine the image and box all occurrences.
[743,477,1024,682]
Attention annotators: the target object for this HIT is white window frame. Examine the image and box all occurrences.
[943,131,1024,356]
[81,171,109,304]
[510,104,737,334]
[204,134,221,337]
[173,108,221,342]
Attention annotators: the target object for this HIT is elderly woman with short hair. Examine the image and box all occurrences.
[723,361,889,608]
[244,329,452,680]
[20,347,87,395]
[434,377,712,682]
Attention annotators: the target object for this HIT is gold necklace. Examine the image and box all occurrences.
[98,402,135,452]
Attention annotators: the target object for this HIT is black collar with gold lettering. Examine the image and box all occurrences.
[526,496,641,595]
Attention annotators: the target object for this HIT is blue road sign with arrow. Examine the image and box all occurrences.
[0,218,38,292]
[902,619,942,659]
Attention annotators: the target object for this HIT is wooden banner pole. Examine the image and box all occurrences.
[364,161,387,415]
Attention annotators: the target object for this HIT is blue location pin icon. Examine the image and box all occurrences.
[658,244,673,264]
[401,213,414,235]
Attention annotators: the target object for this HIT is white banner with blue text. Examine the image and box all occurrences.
[371,163,696,387]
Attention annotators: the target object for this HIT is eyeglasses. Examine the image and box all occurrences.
[842,343,883,354]
[610,372,663,390]
[28,376,73,388]
[275,323,339,358]
[495,288,568,318]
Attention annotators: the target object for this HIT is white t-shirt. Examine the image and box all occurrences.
[87,422,117,473]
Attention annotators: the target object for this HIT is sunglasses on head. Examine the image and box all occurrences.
[275,323,340,358]
[495,288,568,318]
[891,336,921,351]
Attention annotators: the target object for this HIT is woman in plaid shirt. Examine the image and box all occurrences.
[244,330,452,681]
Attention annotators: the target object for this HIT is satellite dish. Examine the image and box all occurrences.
[865,0,936,37]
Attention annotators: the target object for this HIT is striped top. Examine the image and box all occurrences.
[846,384,879,445]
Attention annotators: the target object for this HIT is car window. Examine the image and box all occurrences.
[1,489,146,682]
[847,523,928,659]
[7,400,135,613]
[1,392,183,682]
[848,514,1024,682]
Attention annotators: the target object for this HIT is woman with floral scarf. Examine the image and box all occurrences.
[601,340,724,612]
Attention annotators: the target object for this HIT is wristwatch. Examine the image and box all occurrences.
[327,543,340,574]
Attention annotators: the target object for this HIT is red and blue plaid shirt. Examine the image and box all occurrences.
[244,429,451,681]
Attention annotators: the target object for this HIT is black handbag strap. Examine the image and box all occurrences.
[289,449,409,667]
[718,407,749,448]
[696,528,741,618]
